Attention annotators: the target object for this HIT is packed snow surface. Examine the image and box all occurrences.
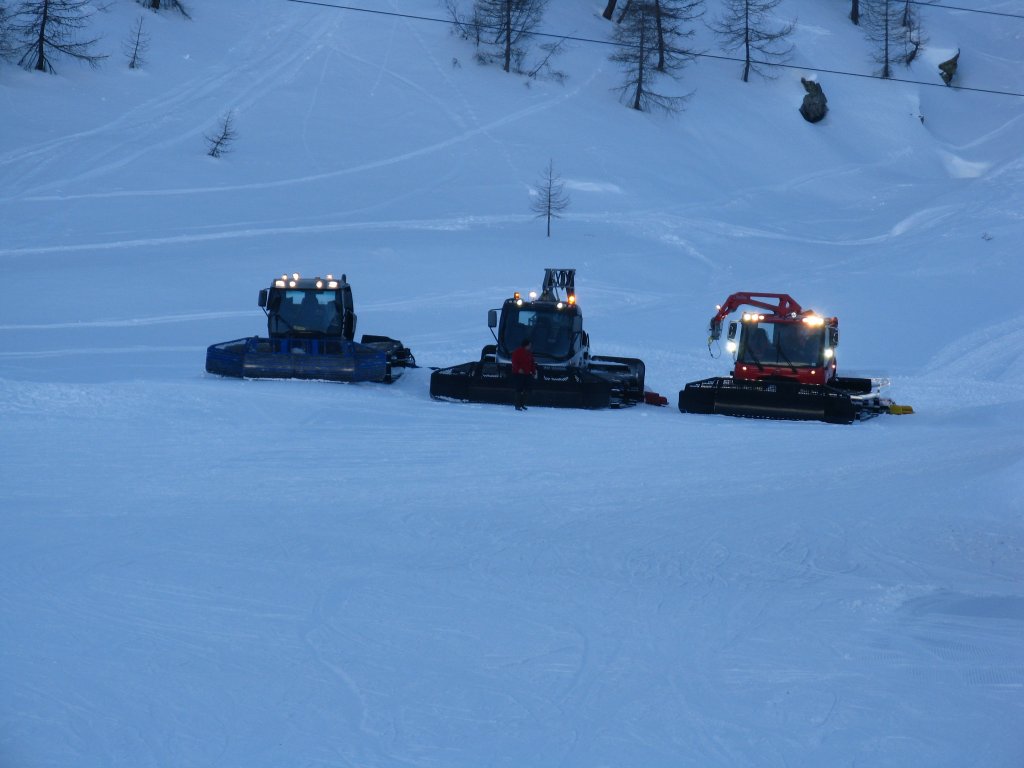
[2,1,1023,766]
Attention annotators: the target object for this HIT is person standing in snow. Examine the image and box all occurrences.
[510,338,537,411]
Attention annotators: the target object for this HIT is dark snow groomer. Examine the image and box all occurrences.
[430,268,655,409]
[206,273,414,383]
[679,292,913,424]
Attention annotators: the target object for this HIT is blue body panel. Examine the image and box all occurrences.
[206,337,392,383]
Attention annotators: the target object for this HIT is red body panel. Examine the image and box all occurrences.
[733,352,837,385]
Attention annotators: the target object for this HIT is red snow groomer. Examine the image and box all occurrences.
[679,292,913,424]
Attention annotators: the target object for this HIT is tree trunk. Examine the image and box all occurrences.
[503,0,511,72]
[883,3,891,78]
[742,0,751,82]
[616,0,633,24]
[633,16,645,109]
[654,0,665,72]
[33,0,50,71]
[850,0,860,25]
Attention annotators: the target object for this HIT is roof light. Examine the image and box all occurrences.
[326,274,334,280]
[274,279,286,288]
[556,302,564,310]
[316,280,323,289]
[292,273,300,281]
[568,295,576,305]
[289,280,297,288]
[328,281,338,289]
[516,299,523,307]
[802,315,825,326]
[514,292,521,300]
[529,291,538,300]
[281,274,288,280]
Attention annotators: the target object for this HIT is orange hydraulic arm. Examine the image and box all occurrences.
[707,292,804,344]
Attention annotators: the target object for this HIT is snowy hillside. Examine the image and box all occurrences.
[2,1,1023,766]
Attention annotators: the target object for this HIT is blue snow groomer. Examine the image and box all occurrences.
[206,273,414,383]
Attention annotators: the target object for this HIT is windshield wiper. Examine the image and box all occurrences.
[775,342,799,374]
[746,349,765,371]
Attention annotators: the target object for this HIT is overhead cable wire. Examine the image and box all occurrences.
[906,0,1024,19]
[284,0,1024,99]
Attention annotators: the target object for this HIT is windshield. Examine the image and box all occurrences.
[268,289,341,335]
[501,306,575,358]
[740,322,824,368]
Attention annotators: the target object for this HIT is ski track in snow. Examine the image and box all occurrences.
[2,2,1024,767]
[0,10,341,199]
[1,63,590,208]
[0,216,520,257]
[924,314,1024,385]
[0,310,250,331]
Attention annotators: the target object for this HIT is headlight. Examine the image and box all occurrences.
[726,340,738,353]
[824,347,834,359]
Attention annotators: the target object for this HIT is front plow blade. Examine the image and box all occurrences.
[205,337,400,383]
[888,404,915,415]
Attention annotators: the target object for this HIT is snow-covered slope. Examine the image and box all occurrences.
[2,2,1022,766]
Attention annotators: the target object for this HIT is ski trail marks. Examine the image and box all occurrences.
[0,310,250,332]
[0,9,342,200]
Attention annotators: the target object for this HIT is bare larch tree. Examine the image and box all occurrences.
[206,111,238,158]
[610,1,692,112]
[617,0,704,74]
[710,0,795,82]
[530,160,570,237]
[448,0,548,74]
[136,0,191,19]
[124,15,149,69]
[862,0,924,77]
[899,0,926,64]
[11,0,107,73]
[0,3,13,61]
